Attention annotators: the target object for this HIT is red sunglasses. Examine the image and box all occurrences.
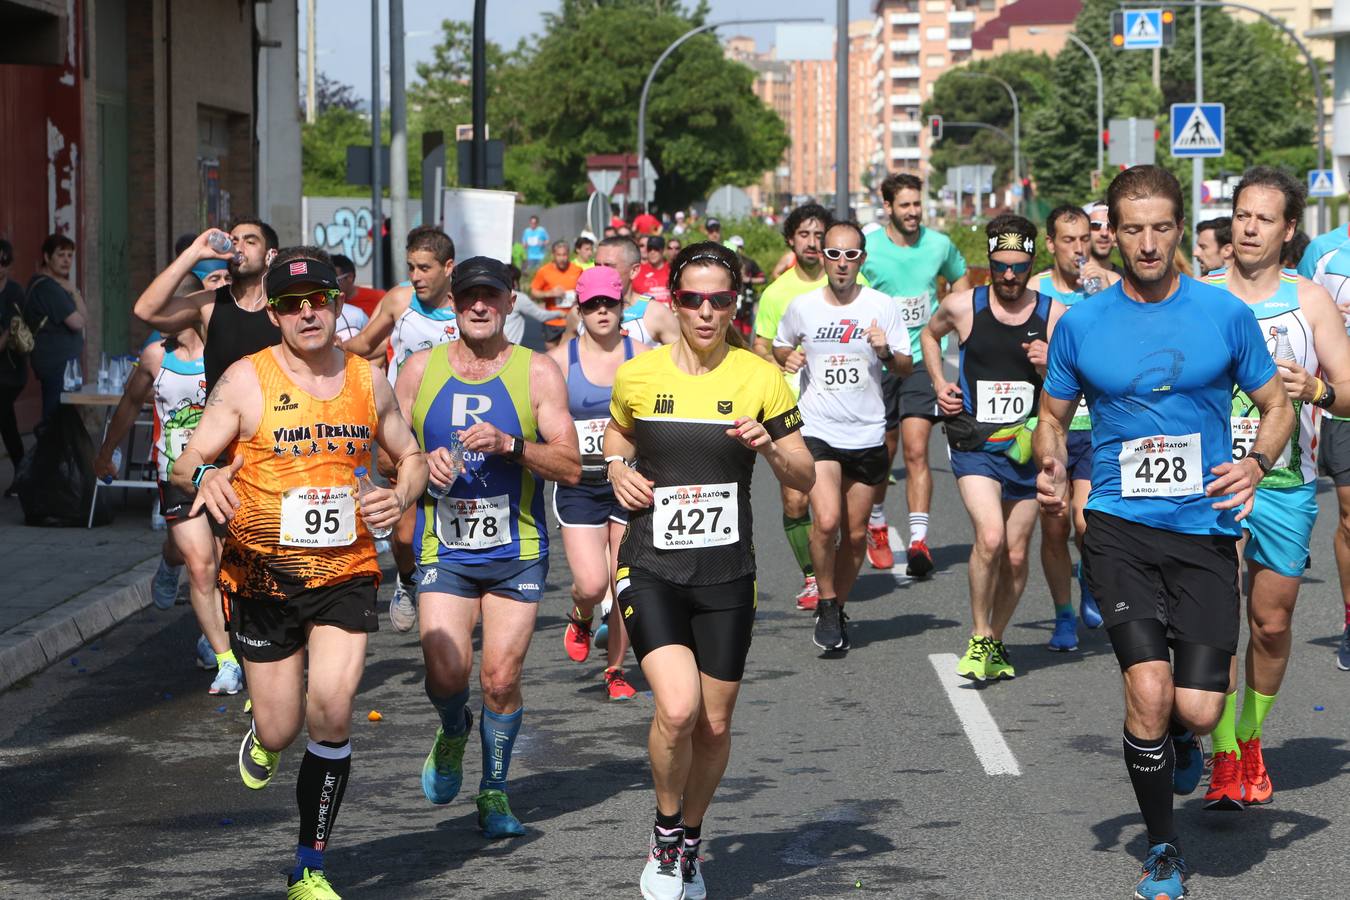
[673,289,737,310]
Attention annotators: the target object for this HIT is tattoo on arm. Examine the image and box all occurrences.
[205,373,230,407]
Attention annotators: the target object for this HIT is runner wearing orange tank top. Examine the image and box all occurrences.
[174,248,427,900]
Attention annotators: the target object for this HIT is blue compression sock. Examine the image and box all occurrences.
[426,686,470,736]
[479,705,523,792]
[293,845,325,881]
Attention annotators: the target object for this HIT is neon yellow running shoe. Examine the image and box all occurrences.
[476,788,526,838]
[287,867,341,899]
[239,728,280,790]
[986,640,1017,681]
[421,713,472,805]
[956,636,993,681]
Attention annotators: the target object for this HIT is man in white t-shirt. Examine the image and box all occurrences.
[775,222,911,653]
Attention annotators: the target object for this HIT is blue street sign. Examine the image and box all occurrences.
[1122,10,1164,50]
[1308,169,1336,198]
[1170,103,1225,158]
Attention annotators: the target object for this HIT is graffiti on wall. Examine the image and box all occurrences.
[312,205,375,267]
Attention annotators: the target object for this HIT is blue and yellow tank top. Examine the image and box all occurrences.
[411,345,546,565]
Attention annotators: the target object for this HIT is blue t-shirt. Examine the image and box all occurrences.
[1296,224,1349,278]
[1044,276,1276,536]
[522,226,550,262]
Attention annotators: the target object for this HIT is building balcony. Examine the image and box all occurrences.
[890,39,921,54]
[889,12,921,26]
[890,66,921,79]
[890,93,922,107]
[948,37,972,51]
[890,146,922,161]
[892,120,922,133]
[949,10,976,24]
[872,17,884,40]
[872,41,885,64]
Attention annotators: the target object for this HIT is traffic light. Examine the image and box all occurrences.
[1110,8,1176,49]
[929,115,943,142]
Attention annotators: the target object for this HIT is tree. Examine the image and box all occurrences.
[310,72,362,116]
[302,107,371,197]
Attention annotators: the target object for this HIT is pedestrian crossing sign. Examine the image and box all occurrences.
[1123,10,1164,49]
[1308,169,1336,198]
[1170,103,1225,158]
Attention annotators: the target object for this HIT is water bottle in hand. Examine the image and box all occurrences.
[1273,325,1296,362]
[101,448,122,485]
[1077,256,1104,296]
[428,433,466,499]
[206,229,241,265]
[355,467,393,539]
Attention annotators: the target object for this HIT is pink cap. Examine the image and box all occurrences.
[576,265,624,303]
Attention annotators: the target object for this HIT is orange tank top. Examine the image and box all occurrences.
[219,348,381,600]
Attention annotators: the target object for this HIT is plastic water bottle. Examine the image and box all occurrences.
[1273,325,1295,362]
[101,448,122,485]
[64,357,83,391]
[427,433,465,500]
[1077,256,1104,296]
[206,230,233,254]
[354,467,393,539]
[97,353,110,393]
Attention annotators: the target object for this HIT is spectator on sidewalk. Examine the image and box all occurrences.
[27,234,87,430]
[0,239,27,496]
[522,215,549,270]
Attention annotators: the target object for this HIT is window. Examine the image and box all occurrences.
[926,54,946,67]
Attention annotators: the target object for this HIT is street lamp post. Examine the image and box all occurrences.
[636,17,823,212]
[951,70,1021,213]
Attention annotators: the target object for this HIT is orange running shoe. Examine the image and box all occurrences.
[866,525,894,569]
[1239,736,1273,805]
[906,539,935,578]
[1203,750,1245,811]
[604,666,637,701]
[564,611,593,663]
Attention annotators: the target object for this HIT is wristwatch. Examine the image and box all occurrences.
[191,463,219,489]
[877,345,894,361]
[1315,381,1338,410]
[1249,450,1274,476]
[507,436,525,459]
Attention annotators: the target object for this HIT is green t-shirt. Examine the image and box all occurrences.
[861,225,967,363]
[755,266,826,342]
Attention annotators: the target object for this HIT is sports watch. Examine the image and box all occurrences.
[191,463,219,489]
[1248,450,1274,476]
[507,436,525,460]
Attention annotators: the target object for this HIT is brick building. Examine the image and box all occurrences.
[0,0,300,427]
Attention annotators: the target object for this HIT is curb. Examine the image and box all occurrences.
[0,556,159,692]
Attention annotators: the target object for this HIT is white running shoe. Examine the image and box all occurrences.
[640,829,685,900]
[389,578,418,633]
[681,847,706,900]
[210,659,244,695]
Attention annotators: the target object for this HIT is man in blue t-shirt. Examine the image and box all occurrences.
[522,216,549,270]
[1033,166,1292,900]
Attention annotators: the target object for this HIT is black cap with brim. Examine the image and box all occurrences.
[451,256,513,296]
[265,256,340,299]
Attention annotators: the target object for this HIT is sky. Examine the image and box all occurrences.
[303,0,876,102]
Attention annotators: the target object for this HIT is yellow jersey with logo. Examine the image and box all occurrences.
[610,344,801,584]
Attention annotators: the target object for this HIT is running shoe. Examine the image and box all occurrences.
[388,578,417,633]
[795,575,819,611]
[905,539,935,578]
[564,611,593,663]
[812,599,847,651]
[421,711,472,805]
[1171,730,1205,796]
[210,659,244,696]
[239,727,280,790]
[1238,736,1273,805]
[1047,610,1078,651]
[1079,568,1103,629]
[956,635,993,681]
[287,868,341,900]
[151,557,182,611]
[640,828,685,900]
[1203,750,1245,811]
[476,788,526,838]
[682,847,706,900]
[986,639,1016,680]
[1337,624,1350,671]
[195,634,218,670]
[865,524,894,569]
[1133,842,1187,900]
[594,621,610,647]
[604,666,637,701]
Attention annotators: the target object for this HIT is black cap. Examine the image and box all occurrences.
[451,256,513,296]
[646,234,666,251]
[706,218,721,230]
[264,256,340,299]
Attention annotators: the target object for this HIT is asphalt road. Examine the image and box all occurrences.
[2,427,1348,899]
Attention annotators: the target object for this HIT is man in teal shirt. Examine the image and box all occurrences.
[861,173,969,577]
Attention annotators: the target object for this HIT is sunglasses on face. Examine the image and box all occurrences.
[989,260,1033,276]
[269,289,339,314]
[578,296,623,312]
[673,289,738,310]
[822,248,863,261]
[1089,221,1109,231]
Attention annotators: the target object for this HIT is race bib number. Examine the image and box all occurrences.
[434,493,511,550]
[896,294,931,329]
[652,483,739,550]
[280,486,357,547]
[166,427,192,460]
[1119,433,1203,498]
[574,418,609,456]
[1230,417,1290,468]
[977,380,1034,424]
[819,353,867,393]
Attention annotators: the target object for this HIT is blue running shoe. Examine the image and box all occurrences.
[421,712,472,805]
[1079,568,1103,629]
[476,789,526,838]
[209,660,244,695]
[152,558,182,610]
[1172,730,1205,796]
[594,621,609,648]
[1048,609,1078,651]
[195,634,218,670]
[1134,842,1187,899]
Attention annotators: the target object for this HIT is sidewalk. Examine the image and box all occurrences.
[0,449,163,691]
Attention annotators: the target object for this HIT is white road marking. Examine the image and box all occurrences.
[927,653,1022,776]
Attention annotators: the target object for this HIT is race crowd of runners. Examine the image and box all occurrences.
[92,157,1350,900]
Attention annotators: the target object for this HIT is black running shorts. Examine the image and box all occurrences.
[617,568,756,682]
[883,367,941,425]
[226,575,379,662]
[1320,417,1350,486]
[1083,510,1239,670]
[804,436,890,487]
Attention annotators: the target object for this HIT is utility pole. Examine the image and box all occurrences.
[835,0,849,221]
[1193,0,1204,245]
[370,0,383,290]
[471,0,488,188]
[389,0,408,254]
[305,0,316,124]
